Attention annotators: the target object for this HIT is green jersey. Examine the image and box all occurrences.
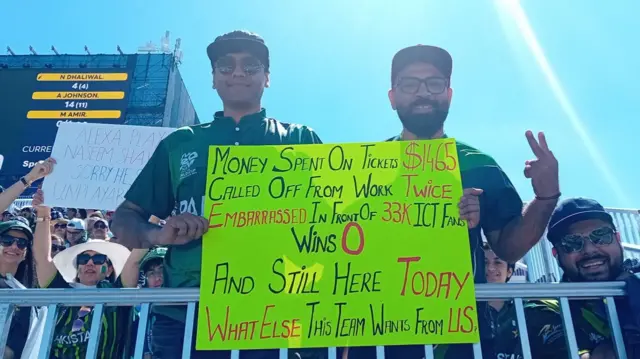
[125,109,322,322]
[46,273,129,359]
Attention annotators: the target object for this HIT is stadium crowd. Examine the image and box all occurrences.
[0,30,639,359]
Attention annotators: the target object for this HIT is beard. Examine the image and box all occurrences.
[561,252,623,282]
[397,98,449,138]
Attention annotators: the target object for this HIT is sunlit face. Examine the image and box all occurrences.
[388,62,452,138]
[484,248,512,284]
[65,229,84,246]
[92,221,108,239]
[0,229,29,266]
[145,263,164,288]
[213,52,269,109]
[52,221,67,238]
[556,219,623,282]
[51,236,65,257]
[76,250,113,286]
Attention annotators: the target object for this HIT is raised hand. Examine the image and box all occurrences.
[524,131,559,199]
[26,157,56,183]
[153,213,209,246]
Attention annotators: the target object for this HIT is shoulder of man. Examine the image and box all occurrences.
[454,139,501,171]
[160,123,211,146]
[269,118,322,144]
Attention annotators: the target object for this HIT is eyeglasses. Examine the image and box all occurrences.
[0,235,29,250]
[215,56,264,76]
[559,227,616,253]
[395,76,449,95]
[54,223,67,229]
[94,223,107,230]
[77,253,108,266]
[71,306,92,332]
[51,244,66,252]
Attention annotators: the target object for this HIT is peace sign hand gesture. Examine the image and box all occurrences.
[524,130,559,199]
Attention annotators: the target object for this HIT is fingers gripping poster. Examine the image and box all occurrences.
[197,139,478,350]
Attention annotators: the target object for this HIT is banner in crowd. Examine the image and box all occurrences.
[197,139,478,350]
[42,122,175,210]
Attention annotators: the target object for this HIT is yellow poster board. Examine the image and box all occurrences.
[197,139,478,350]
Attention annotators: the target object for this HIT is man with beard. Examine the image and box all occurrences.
[345,45,561,359]
[522,198,640,359]
[112,30,323,359]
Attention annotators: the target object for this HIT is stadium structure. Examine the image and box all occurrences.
[0,33,198,191]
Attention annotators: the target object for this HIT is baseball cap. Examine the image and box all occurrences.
[391,45,453,85]
[0,220,33,241]
[547,198,615,244]
[67,218,86,231]
[140,247,167,272]
[206,30,270,71]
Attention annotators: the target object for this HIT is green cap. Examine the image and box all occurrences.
[0,220,33,241]
[140,247,167,271]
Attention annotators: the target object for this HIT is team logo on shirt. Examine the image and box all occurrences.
[538,324,563,344]
[179,152,198,180]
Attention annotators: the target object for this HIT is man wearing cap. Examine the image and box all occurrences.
[112,30,323,359]
[347,45,560,358]
[517,198,640,359]
[65,218,88,246]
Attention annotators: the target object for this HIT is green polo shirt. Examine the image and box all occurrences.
[387,135,523,284]
[125,109,322,322]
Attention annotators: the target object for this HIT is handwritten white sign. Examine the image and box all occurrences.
[42,122,176,210]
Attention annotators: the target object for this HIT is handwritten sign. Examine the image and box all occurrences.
[197,139,478,350]
[42,122,175,210]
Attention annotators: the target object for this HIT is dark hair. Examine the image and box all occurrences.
[78,209,88,219]
[482,242,516,272]
[142,257,163,273]
[14,242,34,288]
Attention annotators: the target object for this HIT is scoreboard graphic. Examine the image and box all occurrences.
[0,68,133,178]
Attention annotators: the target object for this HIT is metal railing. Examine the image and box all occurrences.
[0,283,629,359]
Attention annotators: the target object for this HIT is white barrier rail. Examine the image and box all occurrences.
[0,282,629,359]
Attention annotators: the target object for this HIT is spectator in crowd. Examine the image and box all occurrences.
[78,209,88,220]
[50,234,65,257]
[65,218,88,246]
[0,158,55,213]
[129,247,167,359]
[91,218,111,240]
[2,210,15,222]
[32,190,147,359]
[66,208,78,220]
[0,220,35,359]
[51,211,68,238]
[113,30,323,359]
[520,198,640,359]
[347,45,560,359]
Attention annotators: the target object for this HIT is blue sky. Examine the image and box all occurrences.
[2,0,638,209]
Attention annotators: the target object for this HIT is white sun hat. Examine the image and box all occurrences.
[53,239,131,283]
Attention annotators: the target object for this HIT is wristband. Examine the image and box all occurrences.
[20,177,30,187]
[536,193,561,201]
[36,217,51,222]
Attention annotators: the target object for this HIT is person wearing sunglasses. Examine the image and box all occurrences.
[92,218,110,240]
[65,218,88,247]
[512,198,640,359]
[50,234,66,257]
[112,30,323,359]
[31,189,147,359]
[51,211,68,238]
[0,220,36,359]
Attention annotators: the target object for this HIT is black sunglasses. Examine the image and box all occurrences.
[395,76,449,95]
[94,223,107,230]
[559,227,616,253]
[77,253,108,266]
[214,56,264,76]
[0,235,30,250]
[54,223,67,229]
[51,244,66,252]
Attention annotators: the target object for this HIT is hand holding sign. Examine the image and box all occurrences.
[25,157,56,183]
[154,213,209,246]
[458,188,483,229]
[524,131,559,199]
